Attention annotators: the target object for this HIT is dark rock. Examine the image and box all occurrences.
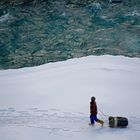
[109,0,122,3]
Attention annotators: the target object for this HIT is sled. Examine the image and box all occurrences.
[109,116,128,128]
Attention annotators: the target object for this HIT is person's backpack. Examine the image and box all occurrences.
[109,116,128,128]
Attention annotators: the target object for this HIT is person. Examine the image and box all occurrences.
[90,96,104,126]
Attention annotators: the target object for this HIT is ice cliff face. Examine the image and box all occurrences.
[0,0,140,69]
[0,0,139,5]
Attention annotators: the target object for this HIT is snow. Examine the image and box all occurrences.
[0,55,140,140]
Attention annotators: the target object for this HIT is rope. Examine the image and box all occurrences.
[98,107,109,120]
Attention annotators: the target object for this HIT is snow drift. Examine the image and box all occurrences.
[0,55,140,140]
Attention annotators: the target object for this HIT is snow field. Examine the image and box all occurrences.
[0,55,140,140]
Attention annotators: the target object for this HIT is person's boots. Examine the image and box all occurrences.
[89,123,94,126]
[97,120,104,127]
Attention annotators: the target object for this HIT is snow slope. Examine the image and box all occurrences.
[0,55,140,140]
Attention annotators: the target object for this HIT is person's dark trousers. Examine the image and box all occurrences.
[90,115,98,124]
